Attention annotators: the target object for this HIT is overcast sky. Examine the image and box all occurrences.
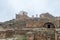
[0,0,60,22]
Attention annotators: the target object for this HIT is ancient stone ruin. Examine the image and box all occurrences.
[0,11,60,40]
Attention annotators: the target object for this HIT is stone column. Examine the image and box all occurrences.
[55,32,58,40]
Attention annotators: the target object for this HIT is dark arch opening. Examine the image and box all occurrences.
[43,22,55,28]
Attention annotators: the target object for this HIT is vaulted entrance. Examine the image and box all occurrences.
[43,22,55,28]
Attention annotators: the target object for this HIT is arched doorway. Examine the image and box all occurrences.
[43,22,55,28]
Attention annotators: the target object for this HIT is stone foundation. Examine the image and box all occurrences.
[0,28,59,40]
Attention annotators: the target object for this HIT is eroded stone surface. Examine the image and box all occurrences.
[0,11,60,40]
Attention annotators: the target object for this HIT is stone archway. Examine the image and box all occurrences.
[43,22,55,28]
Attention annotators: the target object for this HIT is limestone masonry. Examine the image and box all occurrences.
[0,11,60,40]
